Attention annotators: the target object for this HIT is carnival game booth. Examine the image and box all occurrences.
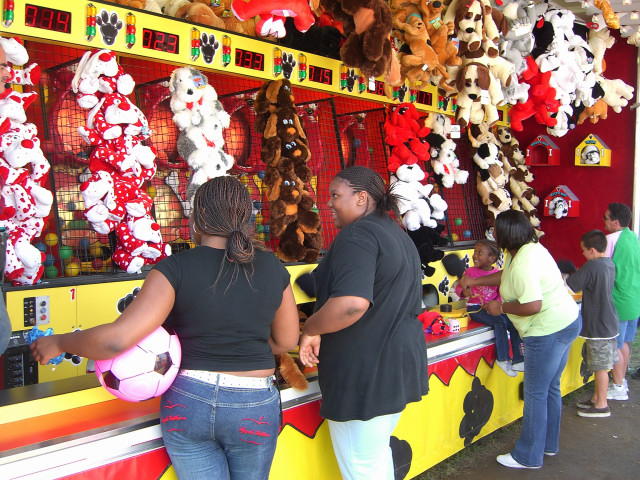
[1,0,627,478]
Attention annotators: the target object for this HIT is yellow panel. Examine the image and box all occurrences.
[76,279,145,330]
[6,287,80,381]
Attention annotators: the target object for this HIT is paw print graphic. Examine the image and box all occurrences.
[201,33,219,64]
[346,69,357,92]
[282,52,296,80]
[96,10,123,46]
[117,287,141,313]
[495,251,504,269]
[459,377,494,446]
[462,254,471,270]
[396,84,408,102]
[438,276,450,297]
[580,342,592,384]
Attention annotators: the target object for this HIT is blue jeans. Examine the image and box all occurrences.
[468,307,524,363]
[511,315,581,467]
[160,374,280,480]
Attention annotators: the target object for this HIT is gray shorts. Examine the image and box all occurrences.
[586,338,619,371]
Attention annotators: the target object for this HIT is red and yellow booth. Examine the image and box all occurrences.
[3,1,635,478]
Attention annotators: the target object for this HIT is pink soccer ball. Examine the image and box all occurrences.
[95,325,181,402]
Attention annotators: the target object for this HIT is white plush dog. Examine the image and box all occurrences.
[169,67,219,130]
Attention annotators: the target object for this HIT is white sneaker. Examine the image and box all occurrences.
[496,360,517,377]
[511,362,525,372]
[607,383,629,401]
[496,453,541,469]
[623,378,629,393]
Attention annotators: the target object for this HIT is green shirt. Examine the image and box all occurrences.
[500,242,579,337]
[611,227,640,321]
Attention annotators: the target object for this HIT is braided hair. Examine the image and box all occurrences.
[192,176,262,290]
[334,166,400,219]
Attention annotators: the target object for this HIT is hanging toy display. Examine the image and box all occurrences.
[0,36,53,285]
[75,49,170,274]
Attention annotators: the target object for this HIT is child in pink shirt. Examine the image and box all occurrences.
[455,240,524,377]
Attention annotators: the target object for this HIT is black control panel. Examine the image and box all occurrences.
[2,330,38,389]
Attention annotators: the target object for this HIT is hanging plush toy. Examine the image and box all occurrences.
[0,37,51,285]
[230,0,316,38]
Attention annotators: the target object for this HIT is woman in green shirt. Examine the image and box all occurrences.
[460,210,580,469]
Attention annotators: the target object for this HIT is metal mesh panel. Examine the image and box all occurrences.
[15,38,486,282]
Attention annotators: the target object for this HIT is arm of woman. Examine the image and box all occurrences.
[269,284,300,355]
[298,296,370,367]
[484,299,542,317]
[459,270,502,289]
[31,270,175,365]
[302,296,370,336]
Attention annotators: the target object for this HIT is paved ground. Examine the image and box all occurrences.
[450,376,640,480]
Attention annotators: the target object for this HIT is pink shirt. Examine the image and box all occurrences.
[454,266,502,305]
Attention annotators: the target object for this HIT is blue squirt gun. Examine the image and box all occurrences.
[27,327,65,365]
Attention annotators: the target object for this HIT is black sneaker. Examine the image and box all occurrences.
[576,399,595,409]
[577,405,611,418]
[632,367,640,380]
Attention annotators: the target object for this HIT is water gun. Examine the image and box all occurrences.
[27,326,65,365]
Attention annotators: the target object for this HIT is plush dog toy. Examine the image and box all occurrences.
[169,67,220,130]
[321,0,400,84]
[455,62,503,128]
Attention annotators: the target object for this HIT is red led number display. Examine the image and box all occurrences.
[308,65,332,85]
[234,49,264,71]
[142,28,179,54]
[25,4,71,33]
[415,91,432,105]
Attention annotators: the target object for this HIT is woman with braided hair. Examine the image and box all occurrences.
[32,176,300,480]
[299,166,428,480]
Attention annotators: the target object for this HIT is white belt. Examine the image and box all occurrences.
[179,369,275,389]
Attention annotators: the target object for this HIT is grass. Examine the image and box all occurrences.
[414,334,640,480]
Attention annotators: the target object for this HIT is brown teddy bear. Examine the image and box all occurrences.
[321,0,400,84]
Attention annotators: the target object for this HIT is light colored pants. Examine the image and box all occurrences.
[328,412,402,480]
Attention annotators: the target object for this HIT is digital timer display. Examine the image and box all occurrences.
[370,80,385,96]
[142,28,179,54]
[415,90,432,105]
[235,48,264,71]
[24,4,71,34]
[308,65,332,85]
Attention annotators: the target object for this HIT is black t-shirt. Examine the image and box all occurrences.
[566,257,619,339]
[153,246,290,371]
[313,214,428,421]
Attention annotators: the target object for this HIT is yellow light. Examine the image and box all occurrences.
[88,5,96,15]
[274,47,281,59]
[127,13,135,25]
[299,54,306,63]
[341,65,348,74]
[223,35,231,46]
[192,28,200,39]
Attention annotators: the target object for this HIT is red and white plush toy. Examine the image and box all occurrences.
[76,50,168,274]
[72,49,134,109]
[230,0,315,38]
[0,37,51,284]
[0,36,40,87]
